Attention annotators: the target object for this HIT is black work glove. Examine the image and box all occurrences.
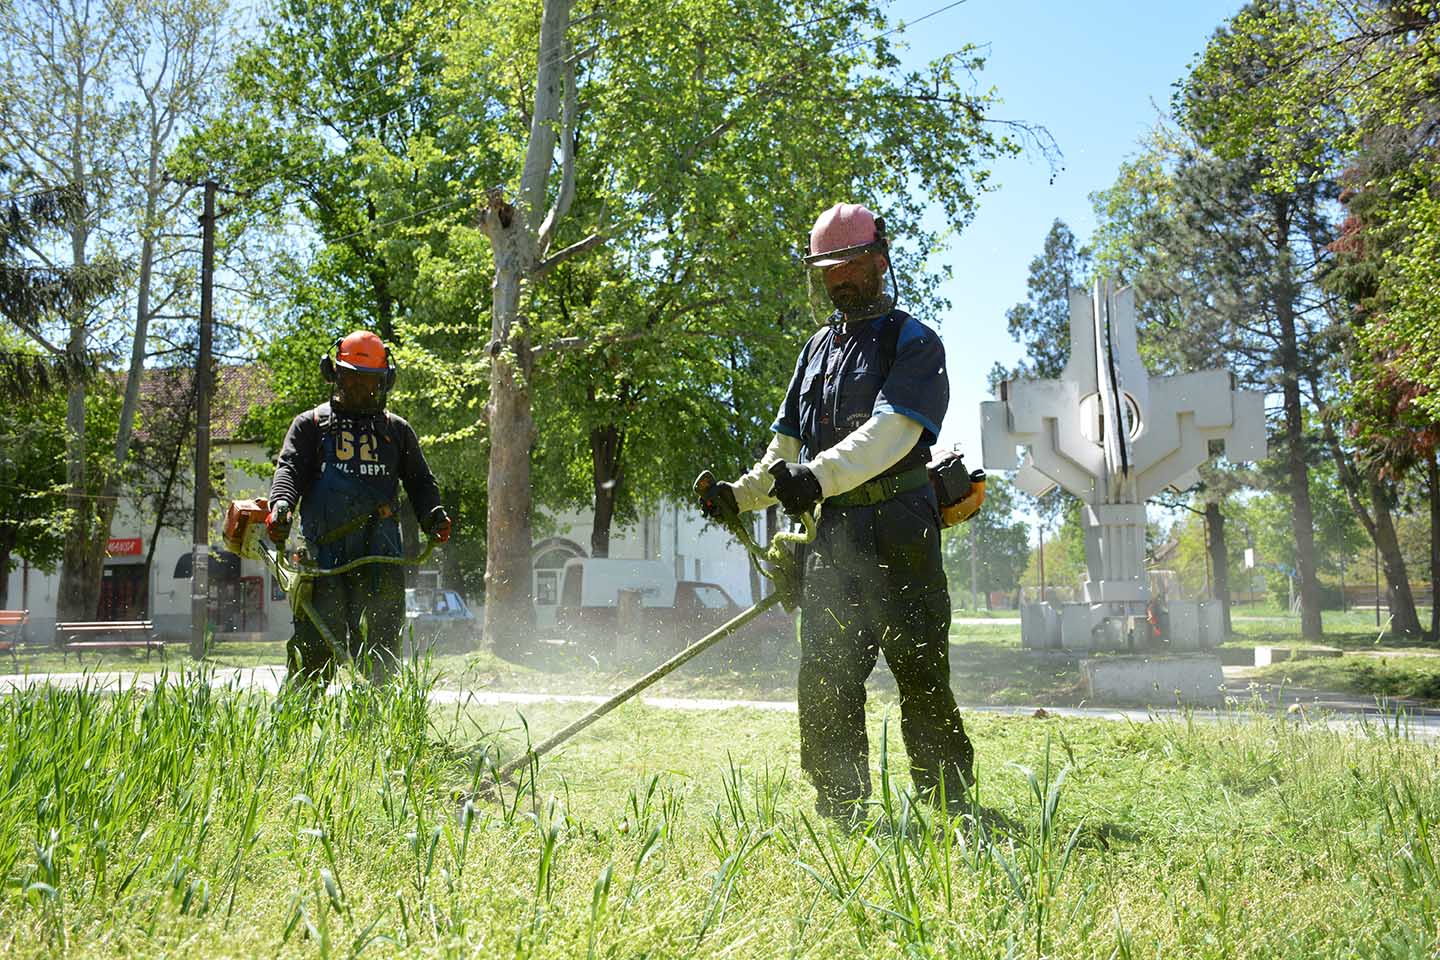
[696,476,740,522]
[768,461,822,516]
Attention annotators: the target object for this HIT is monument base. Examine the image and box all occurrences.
[1021,600,1225,653]
[1082,653,1224,705]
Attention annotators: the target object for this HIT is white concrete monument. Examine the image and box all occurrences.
[981,279,1266,652]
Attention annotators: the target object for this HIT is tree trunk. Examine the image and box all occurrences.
[479,0,576,654]
[57,328,100,620]
[1273,226,1323,640]
[1371,477,1423,636]
[0,527,15,609]
[57,177,163,621]
[1431,452,1439,641]
[589,422,623,559]
[483,336,538,652]
[1322,420,1423,637]
[1204,501,1232,638]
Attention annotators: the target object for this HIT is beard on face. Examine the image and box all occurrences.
[827,282,869,314]
[825,263,883,315]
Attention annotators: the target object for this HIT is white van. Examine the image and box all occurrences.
[557,558,677,610]
[554,557,788,663]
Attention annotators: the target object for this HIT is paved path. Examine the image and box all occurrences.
[951,616,1312,627]
[4,665,1439,741]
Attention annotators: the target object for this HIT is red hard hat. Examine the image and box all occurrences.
[335,330,389,372]
[807,203,885,267]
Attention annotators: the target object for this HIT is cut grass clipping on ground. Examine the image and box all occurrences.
[1247,653,1440,702]
[3,665,1440,957]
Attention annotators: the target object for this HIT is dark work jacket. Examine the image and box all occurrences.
[772,310,948,477]
[269,402,443,567]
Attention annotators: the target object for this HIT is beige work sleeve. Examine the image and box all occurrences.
[730,433,801,513]
[806,412,923,499]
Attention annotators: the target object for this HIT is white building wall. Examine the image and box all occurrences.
[7,438,772,643]
[539,503,767,606]
[7,440,292,643]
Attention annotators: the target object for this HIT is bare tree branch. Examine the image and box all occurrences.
[534,231,605,277]
[537,35,579,255]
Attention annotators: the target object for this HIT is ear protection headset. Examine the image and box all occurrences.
[318,336,397,389]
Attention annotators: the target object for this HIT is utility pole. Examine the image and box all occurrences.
[190,180,216,660]
[1339,550,1347,613]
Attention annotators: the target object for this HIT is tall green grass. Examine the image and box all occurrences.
[2,665,1439,957]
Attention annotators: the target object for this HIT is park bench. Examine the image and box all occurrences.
[55,620,165,662]
[0,610,28,666]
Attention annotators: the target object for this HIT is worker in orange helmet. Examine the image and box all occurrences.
[265,331,452,685]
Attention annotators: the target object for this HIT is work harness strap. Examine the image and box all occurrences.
[825,464,929,508]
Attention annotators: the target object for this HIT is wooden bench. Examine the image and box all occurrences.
[55,620,165,662]
[0,610,28,666]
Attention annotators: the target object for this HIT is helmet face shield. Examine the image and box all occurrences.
[334,367,387,413]
[804,247,895,325]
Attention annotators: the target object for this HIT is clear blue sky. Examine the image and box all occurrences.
[884,0,1243,461]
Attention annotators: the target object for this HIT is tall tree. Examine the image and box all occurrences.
[1178,0,1432,636]
[0,0,231,619]
[451,0,1031,648]
[1088,5,1345,640]
[210,0,1037,649]
[1002,219,1091,381]
[200,0,499,588]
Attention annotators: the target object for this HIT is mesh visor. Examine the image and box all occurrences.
[804,242,896,325]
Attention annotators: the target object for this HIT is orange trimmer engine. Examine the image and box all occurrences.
[224,498,272,559]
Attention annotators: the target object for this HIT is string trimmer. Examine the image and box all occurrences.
[223,498,436,668]
[465,463,818,799]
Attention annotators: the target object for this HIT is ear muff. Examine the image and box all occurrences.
[381,345,397,390]
[318,337,342,383]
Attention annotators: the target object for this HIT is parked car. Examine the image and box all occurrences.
[553,558,793,665]
[403,587,480,654]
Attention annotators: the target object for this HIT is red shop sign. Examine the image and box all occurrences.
[107,538,142,557]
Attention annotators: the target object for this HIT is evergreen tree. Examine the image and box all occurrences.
[1002,219,1091,381]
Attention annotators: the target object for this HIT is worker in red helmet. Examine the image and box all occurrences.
[265,331,452,685]
[697,203,973,826]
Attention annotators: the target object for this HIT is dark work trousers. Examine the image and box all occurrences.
[286,563,407,686]
[797,486,973,819]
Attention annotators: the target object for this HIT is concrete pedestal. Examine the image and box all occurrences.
[1082,653,1224,706]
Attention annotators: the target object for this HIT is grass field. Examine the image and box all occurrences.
[3,665,1439,958]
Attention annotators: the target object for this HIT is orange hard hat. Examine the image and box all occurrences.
[335,330,389,372]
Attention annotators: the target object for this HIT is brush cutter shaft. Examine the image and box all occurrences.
[493,592,783,785]
[251,532,437,667]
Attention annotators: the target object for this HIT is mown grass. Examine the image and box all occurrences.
[1228,608,1440,649]
[3,665,1440,957]
[1244,654,1440,703]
